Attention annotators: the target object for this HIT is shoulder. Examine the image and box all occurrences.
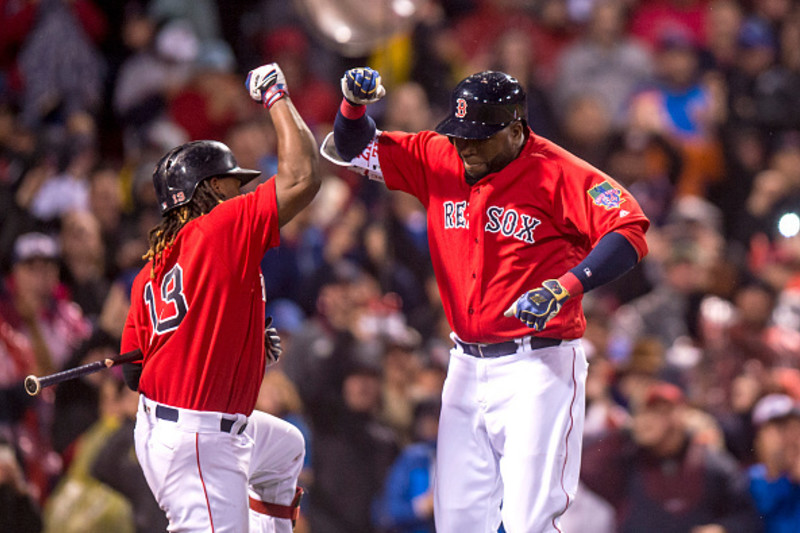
[380,130,449,150]
[525,135,602,182]
[129,265,152,291]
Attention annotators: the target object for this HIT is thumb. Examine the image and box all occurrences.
[504,302,517,318]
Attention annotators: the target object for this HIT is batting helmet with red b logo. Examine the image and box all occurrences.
[435,71,527,140]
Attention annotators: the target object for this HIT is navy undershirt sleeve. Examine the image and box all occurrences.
[569,232,639,293]
[333,108,377,161]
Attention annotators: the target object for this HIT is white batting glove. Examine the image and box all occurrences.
[264,316,283,366]
[246,63,289,110]
[341,67,386,105]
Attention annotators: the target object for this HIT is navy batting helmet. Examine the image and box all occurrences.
[153,140,260,215]
[435,71,527,140]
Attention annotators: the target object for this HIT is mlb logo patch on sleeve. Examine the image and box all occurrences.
[587,181,625,210]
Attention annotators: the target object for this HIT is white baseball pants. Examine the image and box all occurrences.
[434,339,587,533]
[134,395,304,532]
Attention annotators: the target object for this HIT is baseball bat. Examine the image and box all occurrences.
[24,348,142,396]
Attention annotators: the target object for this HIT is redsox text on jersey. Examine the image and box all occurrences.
[322,68,650,532]
[121,63,320,532]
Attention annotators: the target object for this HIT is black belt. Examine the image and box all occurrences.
[154,404,248,435]
[455,336,561,358]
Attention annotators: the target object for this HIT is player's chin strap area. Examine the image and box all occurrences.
[249,486,304,527]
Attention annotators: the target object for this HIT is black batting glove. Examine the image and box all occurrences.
[504,279,570,331]
[264,316,283,365]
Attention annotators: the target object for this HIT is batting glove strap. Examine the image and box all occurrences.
[516,279,570,331]
[262,84,288,110]
[341,67,386,105]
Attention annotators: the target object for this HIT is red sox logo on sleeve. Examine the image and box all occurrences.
[443,202,541,243]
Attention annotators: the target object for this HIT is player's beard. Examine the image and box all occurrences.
[462,150,518,185]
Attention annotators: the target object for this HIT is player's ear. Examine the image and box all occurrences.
[512,120,525,139]
[209,176,223,195]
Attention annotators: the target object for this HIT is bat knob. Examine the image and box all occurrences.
[24,375,41,396]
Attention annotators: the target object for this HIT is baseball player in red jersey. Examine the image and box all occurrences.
[121,63,319,532]
[322,69,650,532]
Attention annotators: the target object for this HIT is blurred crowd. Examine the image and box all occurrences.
[2,0,800,531]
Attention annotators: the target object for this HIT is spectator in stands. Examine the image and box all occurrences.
[748,393,800,532]
[630,0,709,51]
[0,232,90,375]
[555,0,653,126]
[15,0,107,131]
[628,28,725,198]
[705,0,744,70]
[113,18,197,155]
[59,210,108,319]
[50,328,120,457]
[608,240,706,363]
[0,437,42,533]
[168,39,251,141]
[259,26,339,136]
[374,397,440,533]
[90,374,167,533]
[42,376,136,533]
[306,358,399,533]
[581,381,763,532]
[725,17,796,138]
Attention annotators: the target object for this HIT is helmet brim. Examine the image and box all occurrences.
[435,117,506,140]
[223,167,261,186]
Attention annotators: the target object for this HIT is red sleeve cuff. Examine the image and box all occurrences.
[340,98,366,119]
[613,223,649,260]
[557,271,584,297]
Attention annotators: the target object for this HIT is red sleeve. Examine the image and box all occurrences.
[378,130,446,206]
[615,224,649,260]
[121,272,146,356]
[553,157,650,254]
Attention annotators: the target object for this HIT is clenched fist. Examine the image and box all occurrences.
[341,67,386,105]
[246,63,288,109]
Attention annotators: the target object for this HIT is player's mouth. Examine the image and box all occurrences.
[462,158,486,172]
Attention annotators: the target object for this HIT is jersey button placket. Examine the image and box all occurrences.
[467,185,485,337]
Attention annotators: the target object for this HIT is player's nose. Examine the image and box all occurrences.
[453,137,479,155]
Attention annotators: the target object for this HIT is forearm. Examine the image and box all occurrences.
[270,98,320,226]
[333,99,377,161]
[558,231,641,296]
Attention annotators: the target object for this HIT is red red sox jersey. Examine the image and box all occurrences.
[376,129,649,343]
[121,179,280,415]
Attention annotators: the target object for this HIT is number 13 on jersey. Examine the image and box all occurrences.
[144,264,189,335]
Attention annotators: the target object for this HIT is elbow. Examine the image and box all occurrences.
[297,170,321,206]
[294,152,321,197]
[280,156,321,205]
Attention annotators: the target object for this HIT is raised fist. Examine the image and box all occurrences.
[246,63,288,109]
[341,67,386,105]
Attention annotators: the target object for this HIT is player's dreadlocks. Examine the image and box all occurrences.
[143,180,224,276]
